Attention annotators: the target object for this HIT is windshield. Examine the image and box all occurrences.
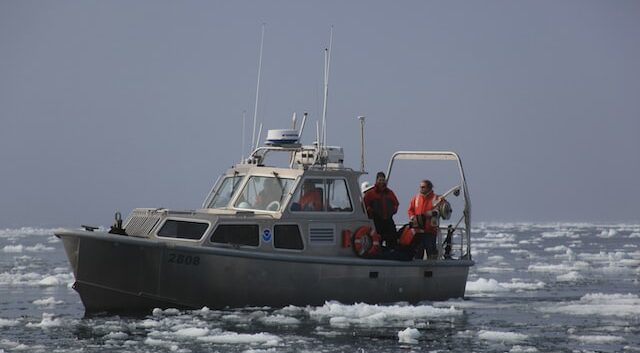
[209,176,243,208]
[234,176,294,211]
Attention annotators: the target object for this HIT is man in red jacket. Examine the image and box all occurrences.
[363,172,399,248]
[408,179,441,259]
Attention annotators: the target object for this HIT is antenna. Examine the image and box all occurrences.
[298,112,308,139]
[321,26,333,151]
[241,110,246,162]
[251,24,266,151]
[358,115,365,172]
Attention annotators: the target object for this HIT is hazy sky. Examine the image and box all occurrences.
[1,1,639,228]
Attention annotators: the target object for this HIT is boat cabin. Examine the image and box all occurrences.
[122,143,373,258]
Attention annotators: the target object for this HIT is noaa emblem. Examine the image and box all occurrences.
[262,228,272,242]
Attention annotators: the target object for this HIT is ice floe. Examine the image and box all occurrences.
[478,330,528,343]
[570,334,625,344]
[398,327,420,344]
[308,301,461,327]
[539,293,640,318]
[25,313,63,328]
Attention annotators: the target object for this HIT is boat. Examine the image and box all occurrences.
[55,125,474,313]
[55,38,474,313]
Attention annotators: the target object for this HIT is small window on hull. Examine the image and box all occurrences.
[274,225,304,250]
[157,220,209,240]
[211,225,259,246]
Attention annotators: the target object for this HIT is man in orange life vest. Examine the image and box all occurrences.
[299,180,323,211]
[408,179,441,259]
[363,172,399,248]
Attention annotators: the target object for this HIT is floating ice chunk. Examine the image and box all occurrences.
[174,327,209,337]
[545,245,569,252]
[569,335,625,344]
[0,318,20,327]
[541,231,578,238]
[598,229,618,238]
[38,276,61,286]
[26,313,63,328]
[197,332,281,345]
[103,331,129,340]
[2,245,23,253]
[466,278,508,292]
[556,271,582,282]
[502,280,545,291]
[398,327,420,344]
[33,297,63,306]
[539,293,640,317]
[25,244,55,252]
[478,330,528,343]
[258,314,301,326]
[308,301,461,327]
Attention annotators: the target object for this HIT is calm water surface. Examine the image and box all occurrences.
[1,223,639,352]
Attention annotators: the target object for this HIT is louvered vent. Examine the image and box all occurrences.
[309,225,335,245]
[124,209,163,237]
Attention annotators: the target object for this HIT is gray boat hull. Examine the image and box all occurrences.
[58,230,473,313]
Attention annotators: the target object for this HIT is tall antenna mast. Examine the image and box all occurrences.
[241,110,246,162]
[251,24,266,151]
[321,26,333,151]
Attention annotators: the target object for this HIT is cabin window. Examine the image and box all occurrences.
[290,178,352,213]
[211,224,259,246]
[289,178,325,212]
[234,176,294,211]
[209,176,243,208]
[157,220,209,240]
[326,179,353,212]
[274,225,304,250]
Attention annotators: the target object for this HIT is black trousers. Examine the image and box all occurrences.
[413,232,437,259]
[373,217,397,248]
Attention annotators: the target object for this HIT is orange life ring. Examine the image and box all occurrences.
[351,226,381,258]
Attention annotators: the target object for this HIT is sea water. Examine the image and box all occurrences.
[1,224,639,353]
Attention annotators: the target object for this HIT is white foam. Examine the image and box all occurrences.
[398,327,420,344]
[509,346,539,353]
[197,332,281,345]
[630,232,640,238]
[569,335,625,344]
[478,330,528,343]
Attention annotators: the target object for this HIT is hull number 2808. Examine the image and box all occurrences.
[167,253,200,266]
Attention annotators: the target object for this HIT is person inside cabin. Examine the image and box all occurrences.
[363,172,399,249]
[254,178,282,210]
[299,179,323,211]
[407,179,442,260]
